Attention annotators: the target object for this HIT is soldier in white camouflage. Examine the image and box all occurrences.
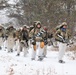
[0,24,5,50]
[5,25,16,52]
[16,25,29,56]
[14,28,22,54]
[29,21,46,61]
[55,22,71,63]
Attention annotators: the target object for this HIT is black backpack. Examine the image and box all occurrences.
[22,30,28,41]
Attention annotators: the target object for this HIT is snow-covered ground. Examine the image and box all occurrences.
[0,44,76,75]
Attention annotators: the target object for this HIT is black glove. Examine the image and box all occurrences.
[44,39,48,45]
[5,35,8,40]
[31,39,36,45]
[2,34,5,38]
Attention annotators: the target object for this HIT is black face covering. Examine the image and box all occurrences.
[61,27,66,32]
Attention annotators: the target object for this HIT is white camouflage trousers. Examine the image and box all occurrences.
[43,45,47,57]
[16,40,28,56]
[31,42,44,60]
[0,37,4,49]
[7,36,15,52]
[58,42,67,60]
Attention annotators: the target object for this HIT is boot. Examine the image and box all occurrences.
[59,60,65,63]
[16,53,20,56]
[37,56,43,61]
[11,49,13,52]
[31,58,35,60]
[0,46,2,50]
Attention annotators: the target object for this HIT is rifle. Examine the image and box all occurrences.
[57,34,68,43]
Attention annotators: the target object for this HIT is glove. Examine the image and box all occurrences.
[5,35,8,40]
[31,39,36,45]
[44,40,48,45]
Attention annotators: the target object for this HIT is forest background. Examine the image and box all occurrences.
[0,0,76,35]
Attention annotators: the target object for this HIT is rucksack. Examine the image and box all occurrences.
[29,26,34,32]
[21,30,28,41]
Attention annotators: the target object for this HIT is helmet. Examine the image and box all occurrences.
[8,25,13,29]
[6,25,13,30]
[56,22,67,30]
[35,21,41,25]
[23,25,27,28]
[33,21,41,27]
[61,22,67,26]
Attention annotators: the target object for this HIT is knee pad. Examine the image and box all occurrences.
[40,41,44,48]
[33,45,36,51]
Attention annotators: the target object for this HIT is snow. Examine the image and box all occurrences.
[7,0,17,5]
[0,44,76,75]
[7,0,20,5]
